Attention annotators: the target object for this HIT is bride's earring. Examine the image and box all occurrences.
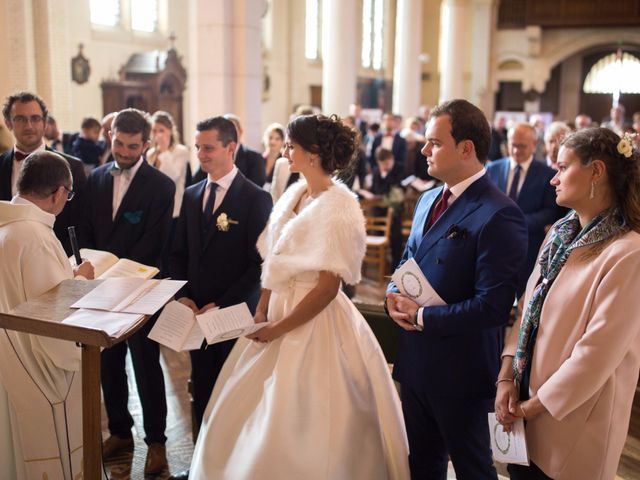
[589,181,596,200]
[309,155,315,167]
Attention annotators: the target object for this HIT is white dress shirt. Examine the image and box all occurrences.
[112,157,144,219]
[506,157,533,198]
[202,166,239,214]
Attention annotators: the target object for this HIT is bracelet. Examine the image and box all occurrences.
[519,402,528,419]
[495,377,514,387]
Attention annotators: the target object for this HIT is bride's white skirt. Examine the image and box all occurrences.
[189,275,410,479]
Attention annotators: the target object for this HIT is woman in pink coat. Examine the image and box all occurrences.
[495,127,640,479]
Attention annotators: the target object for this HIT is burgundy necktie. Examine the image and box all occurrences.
[424,188,452,233]
[14,150,28,162]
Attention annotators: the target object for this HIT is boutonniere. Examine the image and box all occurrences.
[445,224,468,240]
[216,212,239,232]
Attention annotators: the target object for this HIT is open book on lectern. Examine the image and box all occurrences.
[148,301,267,352]
[69,248,159,279]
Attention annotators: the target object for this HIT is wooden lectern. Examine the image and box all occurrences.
[0,279,150,480]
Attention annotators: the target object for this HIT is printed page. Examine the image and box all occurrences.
[100,258,159,280]
[113,279,187,315]
[68,248,119,277]
[62,308,143,337]
[71,278,186,315]
[182,322,206,351]
[196,303,267,345]
[71,278,146,311]
[391,258,446,307]
[488,414,529,465]
[148,300,200,352]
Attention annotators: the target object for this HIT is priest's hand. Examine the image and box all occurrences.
[73,260,95,280]
[386,293,419,331]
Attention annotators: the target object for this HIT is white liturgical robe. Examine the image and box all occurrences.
[0,198,82,480]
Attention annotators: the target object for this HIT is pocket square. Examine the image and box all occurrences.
[123,210,143,224]
[445,224,468,240]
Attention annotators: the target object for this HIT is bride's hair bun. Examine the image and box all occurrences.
[287,114,359,174]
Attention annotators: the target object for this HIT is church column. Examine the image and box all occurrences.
[0,0,37,97]
[438,0,469,102]
[321,0,357,117]
[469,0,493,113]
[392,0,423,118]
[188,0,263,147]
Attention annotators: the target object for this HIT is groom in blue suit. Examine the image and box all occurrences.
[387,100,527,479]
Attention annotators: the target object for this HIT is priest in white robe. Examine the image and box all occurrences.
[0,151,94,480]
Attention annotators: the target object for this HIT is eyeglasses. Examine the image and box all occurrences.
[63,186,75,201]
[11,115,44,125]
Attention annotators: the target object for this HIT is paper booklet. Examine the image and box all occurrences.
[148,300,206,352]
[488,414,529,465]
[391,258,446,307]
[70,277,186,315]
[148,301,267,351]
[69,248,159,279]
[62,309,144,338]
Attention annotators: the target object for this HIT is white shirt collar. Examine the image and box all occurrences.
[445,168,486,201]
[121,156,144,178]
[509,156,533,174]
[208,165,238,191]
[11,195,36,206]
[14,142,46,158]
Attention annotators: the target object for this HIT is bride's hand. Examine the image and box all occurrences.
[253,311,267,324]
[246,322,283,343]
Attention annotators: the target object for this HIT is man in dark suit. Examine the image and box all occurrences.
[170,116,272,436]
[369,112,407,170]
[78,108,175,476]
[191,114,266,187]
[487,122,561,297]
[386,99,527,480]
[0,91,86,254]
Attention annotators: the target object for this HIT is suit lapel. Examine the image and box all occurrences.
[413,177,486,264]
[500,160,510,192]
[517,160,537,203]
[202,172,245,249]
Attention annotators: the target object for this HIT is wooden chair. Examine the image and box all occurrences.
[362,198,393,283]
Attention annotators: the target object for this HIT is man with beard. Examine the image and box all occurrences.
[78,108,175,476]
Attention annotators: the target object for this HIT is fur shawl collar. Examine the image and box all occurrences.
[257,180,366,292]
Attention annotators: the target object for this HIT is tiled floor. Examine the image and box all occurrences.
[102,277,640,479]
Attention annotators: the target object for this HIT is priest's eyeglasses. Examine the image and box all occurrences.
[63,186,75,201]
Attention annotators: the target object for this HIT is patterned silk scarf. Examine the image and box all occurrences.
[512,208,627,385]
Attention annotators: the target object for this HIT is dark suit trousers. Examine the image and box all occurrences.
[101,316,167,444]
[190,339,236,431]
[508,462,553,480]
[400,385,497,480]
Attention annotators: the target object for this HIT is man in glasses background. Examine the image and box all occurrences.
[0,91,86,254]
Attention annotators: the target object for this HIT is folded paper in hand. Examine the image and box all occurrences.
[148,301,205,352]
[148,301,267,351]
[487,414,529,465]
[196,303,266,345]
[391,258,445,307]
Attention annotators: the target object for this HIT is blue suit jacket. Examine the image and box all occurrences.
[389,174,527,397]
[369,132,407,169]
[486,158,560,294]
[78,160,175,267]
[169,172,272,312]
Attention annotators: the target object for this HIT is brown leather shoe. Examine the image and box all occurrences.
[145,442,169,475]
[102,434,134,460]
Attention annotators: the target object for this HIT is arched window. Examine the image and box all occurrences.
[361,0,384,70]
[90,0,159,33]
[583,52,640,95]
[305,0,322,60]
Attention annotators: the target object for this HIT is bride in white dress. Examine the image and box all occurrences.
[189,114,410,479]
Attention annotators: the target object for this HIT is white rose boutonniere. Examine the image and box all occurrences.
[617,133,636,158]
[216,212,239,232]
